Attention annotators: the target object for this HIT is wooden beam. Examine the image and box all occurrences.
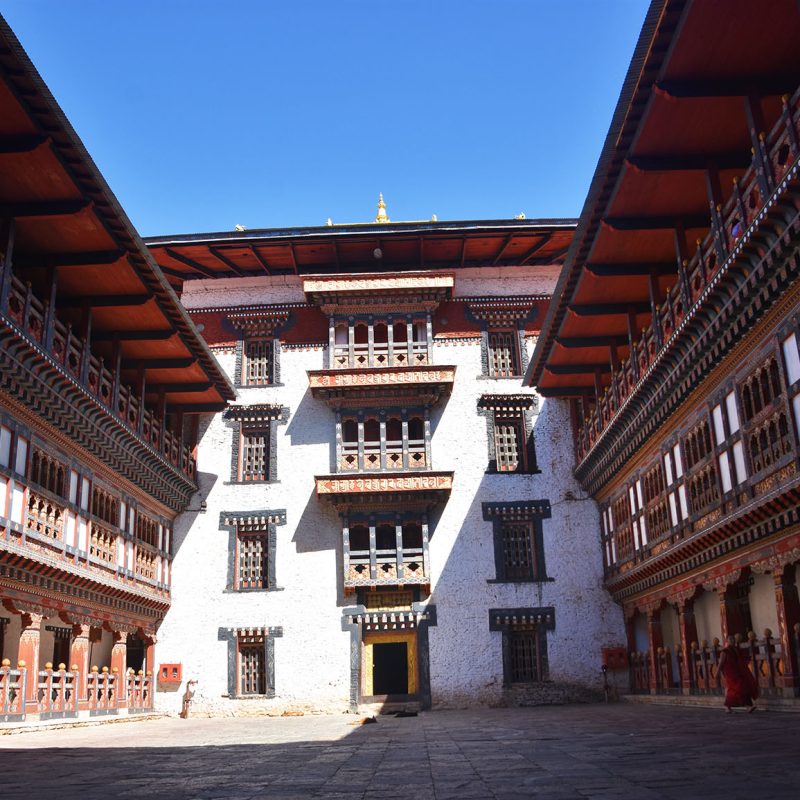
[250,246,272,275]
[13,250,126,269]
[164,248,219,279]
[329,240,340,270]
[492,235,515,266]
[418,236,424,267]
[1,199,91,219]
[545,363,613,375]
[655,75,797,99]
[537,386,595,398]
[602,215,709,231]
[93,329,175,342]
[585,262,677,277]
[167,402,229,414]
[121,357,196,370]
[58,293,152,309]
[555,335,629,348]
[145,381,213,393]
[625,153,750,172]
[288,243,298,274]
[0,134,50,155]
[519,234,552,265]
[460,237,468,268]
[570,302,651,316]
[209,247,247,277]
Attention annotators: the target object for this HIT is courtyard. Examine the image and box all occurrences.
[0,704,798,799]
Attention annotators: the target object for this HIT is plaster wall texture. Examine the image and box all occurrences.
[693,590,721,643]
[157,272,624,715]
[748,573,779,637]
[425,339,625,707]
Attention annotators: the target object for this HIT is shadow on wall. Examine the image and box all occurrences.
[285,387,336,469]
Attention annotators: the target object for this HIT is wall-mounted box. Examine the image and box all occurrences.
[158,663,182,684]
[601,647,628,670]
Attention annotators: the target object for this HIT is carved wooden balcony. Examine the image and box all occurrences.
[575,86,800,474]
[345,546,428,589]
[315,471,453,512]
[1,273,197,490]
[308,364,456,409]
[1,484,171,605]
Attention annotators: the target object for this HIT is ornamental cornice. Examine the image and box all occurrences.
[219,509,287,528]
[223,404,288,424]
[477,393,538,412]
[308,365,456,389]
[316,471,453,496]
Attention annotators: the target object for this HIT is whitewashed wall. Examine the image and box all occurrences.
[156,269,625,715]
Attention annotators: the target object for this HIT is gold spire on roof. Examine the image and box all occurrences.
[375,192,390,223]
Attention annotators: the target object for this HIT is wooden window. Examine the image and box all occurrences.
[508,628,544,682]
[494,416,527,472]
[90,524,116,564]
[740,356,783,423]
[92,486,120,527]
[487,330,520,377]
[240,429,269,481]
[236,530,269,590]
[501,521,536,580]
[684,420,712,471]
[29,447,67,499]
[135,513,159,548]
[244,339,273,386]
[238,641,266,695]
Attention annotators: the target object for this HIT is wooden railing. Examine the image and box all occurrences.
[632,632,787,698]
[333,340,429,369]
[126,669,152,712]
[345,547,427,587]
[0,661,27,721]
[37,664,78,717]
[1,273,196,482]
[577,86,800,464]
[340,439,427,472]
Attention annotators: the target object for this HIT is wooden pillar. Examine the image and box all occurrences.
[18,611,43,706]
[401,413,409,470]
[704,166,729,264]
[347,319,355,368]
[672,223,691,309]
[379,415,387,470]
[357,417,365,472]
[111,631,128,706]
[328,316,336,368]
[367,317,374,367]
[718,584,749,642]
[677,600,698,695]
[43,267,58,350]
[395,517,403,579]
[70,623,91,703]
[406,319,414,364]
[744,94,774,196]
[368,522,377,581]
[79,306,93,385]
[774,564,800,697]
[144,636,156,678]
[0,217,15,313]
[136,367,146,436]
[646,609,663,694]
[386,317,395,365]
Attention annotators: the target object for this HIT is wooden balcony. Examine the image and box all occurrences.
[315,471,453,512]
[345,546,428,590]
[575,86,800,474]
[308,364,456,409]
[1,273,196,483]
[1,483,171,606]
[332,340,430,370]
[340,439,427,472]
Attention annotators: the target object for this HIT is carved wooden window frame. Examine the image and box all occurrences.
[483,501,552,584]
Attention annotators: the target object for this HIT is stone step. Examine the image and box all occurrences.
[621,693,800,713]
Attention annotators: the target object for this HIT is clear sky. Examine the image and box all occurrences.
[2,1,650,236]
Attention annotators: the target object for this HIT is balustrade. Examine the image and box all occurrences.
[126,669,152,711]
[26,489,64,544]
[346,546,427,587]
[340,439,427,472]
[37,664,78,717]
[0,273,196,480]
[87,667,116,711]
[577,85,800,464]
[0,660,26,720]
[629,651,650,693]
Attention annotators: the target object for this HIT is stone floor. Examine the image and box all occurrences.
[1,703,798,799]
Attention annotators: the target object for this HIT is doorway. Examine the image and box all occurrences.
[363,631,417,697]
[373,642,408,694]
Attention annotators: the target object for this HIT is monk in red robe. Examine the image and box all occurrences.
[718,635,759,712]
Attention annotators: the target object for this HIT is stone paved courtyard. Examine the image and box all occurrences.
[1,704,798,799]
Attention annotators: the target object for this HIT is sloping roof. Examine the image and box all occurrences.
[0,16,235,409]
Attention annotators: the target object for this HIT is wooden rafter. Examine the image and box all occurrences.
[209,246,248,277]
[492,235,515,265]
[164,248,219,279]
[570,302,651,316]
[585,262,677,277]
[1,199,90,218]
[602,215,709,231]
[13,250,125,269]
[58,293,152,308]
[655,75,797,99]
[250,246,271,275]
[519,234,552,265]
[625,153,750,172]
[555,335,629,348]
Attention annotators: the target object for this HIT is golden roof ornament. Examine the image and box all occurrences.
[375,192,390,223]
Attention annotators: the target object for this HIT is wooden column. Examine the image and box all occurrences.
[395,518,404,579]
[677,600,698,694]
[386,317,395,365]
[70,623,91,703]
[43,267,58,350]
[774,564,800,697]
[111,631,128,706]
[347,319,355,368]
[646,609,663,694]
[718,584,749,642]
[0,217,15,313]
[648,275,662,349]
[18,611,43,707]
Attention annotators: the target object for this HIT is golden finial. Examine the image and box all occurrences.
[516,212,526,220]
[234,224,246,232]
[375,193,390,223]
[431,214,438,222]
[326,218,333,226]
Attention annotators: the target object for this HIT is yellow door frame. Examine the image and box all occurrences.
[363,630,418,695]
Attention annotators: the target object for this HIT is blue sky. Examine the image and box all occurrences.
[2,1,650,236]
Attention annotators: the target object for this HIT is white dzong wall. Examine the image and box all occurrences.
[155,267,625,715]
